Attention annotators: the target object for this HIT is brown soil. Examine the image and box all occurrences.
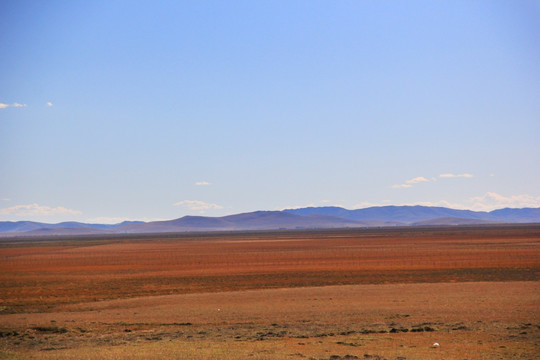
[0,225,539,359]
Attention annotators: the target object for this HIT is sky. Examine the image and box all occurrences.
[1,1,539,223]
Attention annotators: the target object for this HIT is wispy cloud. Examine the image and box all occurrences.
[173,200,223,211]
[0,103,27,109]
[407,177,429,184]
[439,173,473,178]
[283,194,540,213]
[389,193,540,211]
[391,176,429,189]
[469,192,540,211]
[391,174,473,189]
[46,102,53,107]
[195,181,211,186]
[391,184,412,189]
[0,203,82,217]
[352,200,392,209]
[400,200,467,209]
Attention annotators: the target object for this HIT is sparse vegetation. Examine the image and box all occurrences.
[0,226,539,358]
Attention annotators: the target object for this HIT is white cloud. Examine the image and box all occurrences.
[353,201,390,208]
[391,184,412,189]
[391,176,430,189]
[398,193,540,211]
[2,198,10,202]
[0,203,82,217]
[400,200,467,209]
[173,200,223,211]
[0,102,27,108]
[469,192,540,211]
[357,194,540,212]
[406,176,429,184]
[439,173,473,178]
[195,181,211,186]
[46,102,53,107]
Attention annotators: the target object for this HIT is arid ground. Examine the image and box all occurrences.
[1,225,539,359]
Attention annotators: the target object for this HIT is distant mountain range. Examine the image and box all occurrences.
[1,206,539,237]
[283,206,540,223]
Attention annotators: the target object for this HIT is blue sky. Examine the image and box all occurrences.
[1,1,539,223]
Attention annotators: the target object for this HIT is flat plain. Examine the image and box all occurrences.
[1,225,539,359]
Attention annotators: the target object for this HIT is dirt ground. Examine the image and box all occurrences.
[1,225,539,359]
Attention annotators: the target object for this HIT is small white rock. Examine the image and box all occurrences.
[432,342,440,347]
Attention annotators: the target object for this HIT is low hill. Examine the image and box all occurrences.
[112,211,371,233]
[411,217,498,226]
[284,206,540,223]
[1,206,538,237]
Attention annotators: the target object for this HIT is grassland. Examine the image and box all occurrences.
[1,225,539,359]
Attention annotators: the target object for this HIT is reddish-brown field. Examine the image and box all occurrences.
[1,225,539,359]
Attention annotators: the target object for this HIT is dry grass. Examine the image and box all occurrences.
[1,226,538,313]
[1,282,538,359]
[0,225,539,359]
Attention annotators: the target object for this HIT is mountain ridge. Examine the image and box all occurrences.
[1,206,539,237]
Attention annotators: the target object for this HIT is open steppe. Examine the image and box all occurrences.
[1,225,539,359]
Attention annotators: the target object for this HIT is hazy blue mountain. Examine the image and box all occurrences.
[0,220,144,233]
[0,221,47,233]
[219,211,374,229]
[411,217,497,226]
[20,227,109,236]
[0,206,538,237]
[112,211,372,233]
[486,208,540,222]
[283,205,540,223]
[112,216,234,233]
